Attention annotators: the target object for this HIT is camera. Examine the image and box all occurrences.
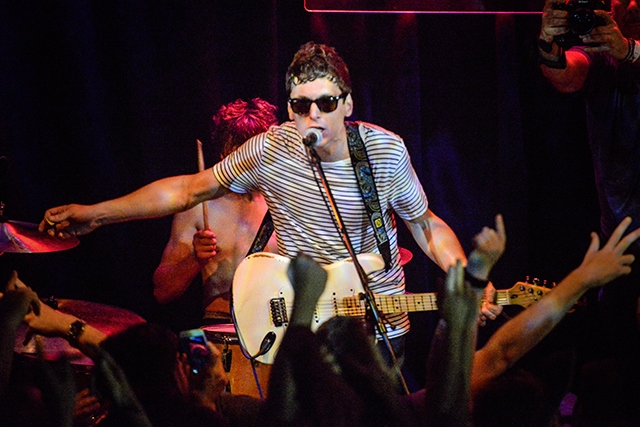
[553,0,610,48]
[179,329,211,375]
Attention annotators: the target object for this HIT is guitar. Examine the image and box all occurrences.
[231,252,550,364]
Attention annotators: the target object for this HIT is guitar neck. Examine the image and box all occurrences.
[341,288,537,316]
[495,289,517,306]
[374,293,439,314]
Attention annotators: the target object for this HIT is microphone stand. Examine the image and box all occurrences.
[305,145,410,395]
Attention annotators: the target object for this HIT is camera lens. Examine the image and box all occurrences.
[569,8,597,35]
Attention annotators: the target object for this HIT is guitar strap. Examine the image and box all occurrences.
[245,122,392,271]
[246,210,275,256]
[346,121,392,271]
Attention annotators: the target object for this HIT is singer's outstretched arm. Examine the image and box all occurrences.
[41,168,230,239]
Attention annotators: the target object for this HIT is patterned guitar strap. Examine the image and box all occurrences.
[346,121,392,271]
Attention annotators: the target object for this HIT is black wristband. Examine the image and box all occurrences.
[464,270,489,289]
[538,49,567,69]
[538,38,554,54]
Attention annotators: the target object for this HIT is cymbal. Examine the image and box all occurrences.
[399,247,413,266]
[0,219,79,253]
[14,299,146,363]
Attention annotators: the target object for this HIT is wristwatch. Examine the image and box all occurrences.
[68,319,86,345]
[538,38,554,53]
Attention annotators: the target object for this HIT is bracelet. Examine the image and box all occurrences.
[621,38,639,63]
[464,270,489,289]
[538,48,567,69]
[67,320,86,345]
[621,38,635,62]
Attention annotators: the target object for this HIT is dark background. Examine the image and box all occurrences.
[0,0,598,388]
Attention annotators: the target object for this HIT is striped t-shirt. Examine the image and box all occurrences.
[213,121,429,339]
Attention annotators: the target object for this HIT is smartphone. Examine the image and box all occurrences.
[179,329,211,375]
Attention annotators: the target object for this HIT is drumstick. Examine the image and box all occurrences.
[197,139,210,230]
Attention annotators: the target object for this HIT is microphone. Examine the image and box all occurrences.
[302,128,322,148]
[251,331,276,360]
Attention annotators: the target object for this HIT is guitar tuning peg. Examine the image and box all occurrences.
[552,281,557,287]
[543,279,548,288]
[533,278,540,285]
[525,276,531,283]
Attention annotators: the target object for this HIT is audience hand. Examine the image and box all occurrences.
[467,214,506,281]
[570,216,640,288]
[287,253,328,327]
[22,294,77,339]
[466,214,506,324]
[180,342,228,411]
[89,344,152,427]
[441,261,480,335]
[34,340,77,427]
[73,388,108,427]
[0,271,41,397]
[0,271,41,328]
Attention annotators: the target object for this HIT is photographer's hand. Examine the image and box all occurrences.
[541,0,570,43]
[582,10,630,59]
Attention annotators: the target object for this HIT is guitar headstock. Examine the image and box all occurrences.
[502,280,552,308]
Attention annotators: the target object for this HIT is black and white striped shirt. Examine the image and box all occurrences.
[214,121,429,338]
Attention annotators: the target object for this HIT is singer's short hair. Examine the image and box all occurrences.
[285,42,352,96]
[212,98,278,158]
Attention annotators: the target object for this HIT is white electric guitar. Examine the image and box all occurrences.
[231,252,550,364]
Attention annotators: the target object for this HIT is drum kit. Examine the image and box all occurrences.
[2,204,145,372]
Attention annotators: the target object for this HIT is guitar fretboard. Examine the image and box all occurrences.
[340,293,439,316]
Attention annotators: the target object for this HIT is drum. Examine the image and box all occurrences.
[201,323,271,398]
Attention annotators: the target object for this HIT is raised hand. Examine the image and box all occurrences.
[465,214,506,325]
[572,216,640,288]
[0,271,41,326]
[287,253,328,327]
[34,345,77,427]
[90,344,152,427]
[467,214,506,281]
[0,271,42,397]
[441,261,480,335]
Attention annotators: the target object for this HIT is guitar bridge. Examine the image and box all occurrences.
[270,297,288,326]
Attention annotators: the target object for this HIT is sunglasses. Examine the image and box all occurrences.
[288,93,348,116]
